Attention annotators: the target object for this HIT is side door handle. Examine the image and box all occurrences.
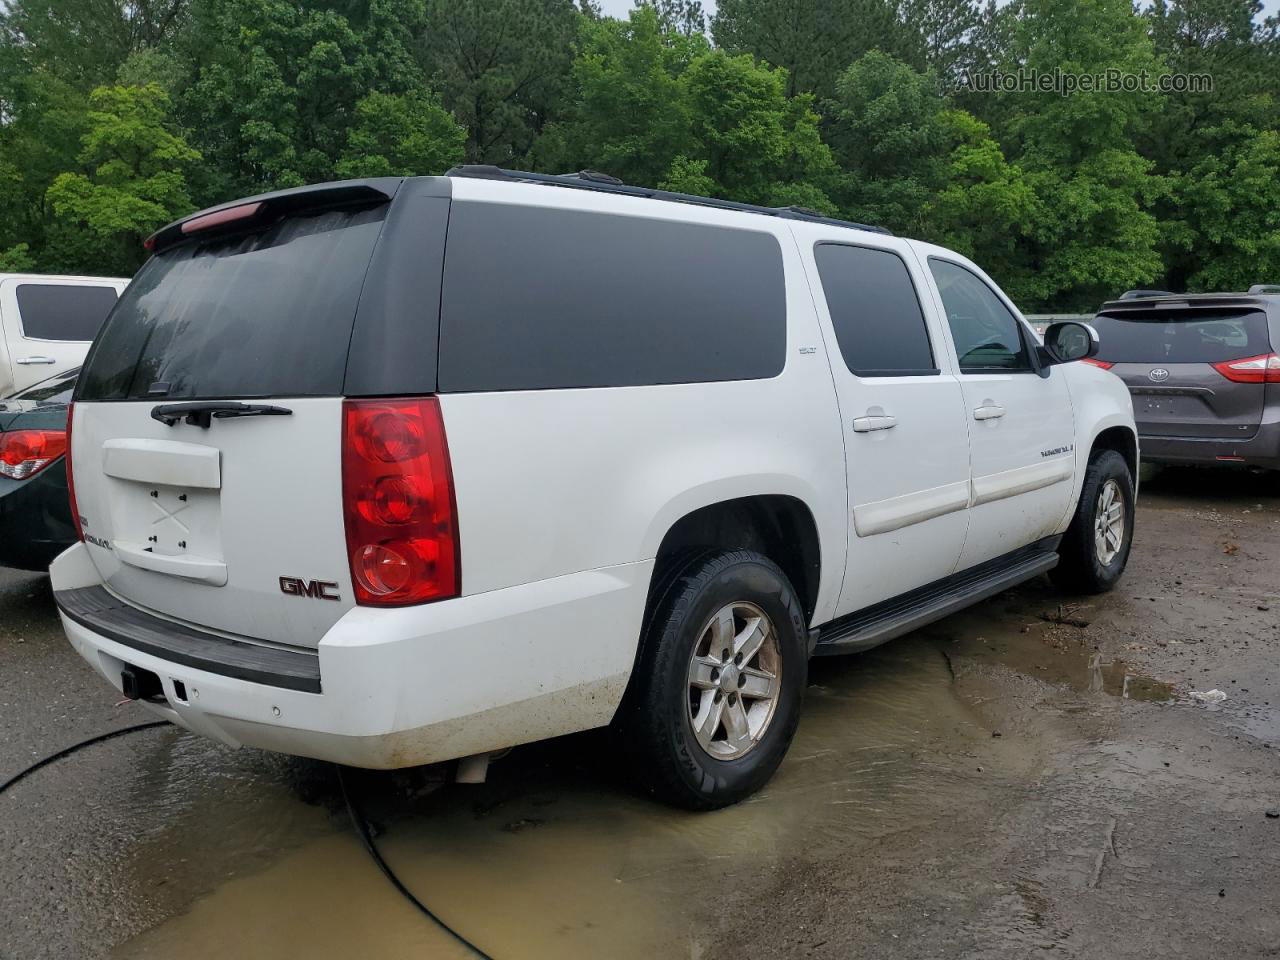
[973,402,1006,421]
[852,414,897,433]
[15,356,57,365]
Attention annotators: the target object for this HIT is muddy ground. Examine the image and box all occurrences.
[2,465,1278,959]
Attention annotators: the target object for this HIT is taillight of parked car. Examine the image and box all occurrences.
[1081,358,1115,370]
[0,427,68,480]
[1212,353,1280,383]
[342,397,459,606]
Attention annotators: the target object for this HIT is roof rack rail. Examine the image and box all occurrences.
[444,165,892,236]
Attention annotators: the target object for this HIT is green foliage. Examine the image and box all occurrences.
[45,84,198,274]
[1173,123,1280,291]
[418,0,578,164]
[335,91,466,178]
[711,0,905,98]
[0,0,1276,310]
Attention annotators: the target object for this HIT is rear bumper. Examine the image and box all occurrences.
[51,542,652,768]
[1139,420,1280,470]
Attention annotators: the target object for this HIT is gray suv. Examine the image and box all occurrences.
[1089,293,1280,470]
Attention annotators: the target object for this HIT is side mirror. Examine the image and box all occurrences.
[1041,321,1100,365]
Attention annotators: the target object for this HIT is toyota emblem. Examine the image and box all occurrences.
[1148,368,1170,383]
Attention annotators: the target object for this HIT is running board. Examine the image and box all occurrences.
[813,539,1060,656]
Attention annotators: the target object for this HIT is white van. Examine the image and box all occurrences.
[0,274,128,398]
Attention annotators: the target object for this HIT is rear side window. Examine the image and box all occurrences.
[16,284,118,341]
[1091,310,1272,363]
[929,259,1032,371]
[437,203,786,392]
[814,243,936,376]
[77,205,386,401]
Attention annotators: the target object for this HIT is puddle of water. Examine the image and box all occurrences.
[118,832,469,960]
[928,605,1177,705]
[115,641,1034,959]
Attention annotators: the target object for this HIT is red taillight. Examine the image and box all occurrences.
[66,404,82,540]
[0,427,68,480]
[1081,357,1114,369]
[342,397,459,606]
[1212,353,1280,383]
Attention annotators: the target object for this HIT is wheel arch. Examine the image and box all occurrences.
[1091,424,1138,479]
[644,495,824,626]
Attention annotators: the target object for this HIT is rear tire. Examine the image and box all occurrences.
[615,550,807,810]
[1051,449,1135,594]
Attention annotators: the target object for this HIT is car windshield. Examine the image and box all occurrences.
[15,367,79,404]
[1092,309,1271,363]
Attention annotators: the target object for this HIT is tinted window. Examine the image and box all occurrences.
[78,205,386,401]
[814,244,935,376]
[16,284,117,341]
[16,367,79,404]
[1091,310,1272,363]
[929,259,1031,371]
[438,203,786,392]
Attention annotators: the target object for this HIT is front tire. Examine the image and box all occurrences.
[616,550,807,810]
[1051,449,1135,593]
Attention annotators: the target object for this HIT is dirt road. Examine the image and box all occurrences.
[2,466,1278,959]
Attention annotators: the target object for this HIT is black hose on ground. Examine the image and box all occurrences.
[338,766,494,960]
[0,719,494,960]
[0,720,169,795]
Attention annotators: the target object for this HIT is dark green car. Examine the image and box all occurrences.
[0,366,78,571]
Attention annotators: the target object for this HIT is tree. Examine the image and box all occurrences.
[418,0,578,165]
[1170,123,1280,291]
[45,84,198,274]
[828,52,947,233]
[539,6,700,185]
[670,49,836,210]
[0,0,192,90]
[999,0,1167,308]
[635,0,705,36]
[335,91,466,178]
[181,0,423,200]
[711,0,906,99]
[900,0,983,79]
[924,110,1039,300]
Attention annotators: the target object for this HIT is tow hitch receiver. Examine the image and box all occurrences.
[121,664,164,702]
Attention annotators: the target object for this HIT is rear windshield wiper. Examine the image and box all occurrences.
[151,401,293,429]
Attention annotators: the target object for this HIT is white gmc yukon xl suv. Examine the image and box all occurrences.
[52,168,1137,809]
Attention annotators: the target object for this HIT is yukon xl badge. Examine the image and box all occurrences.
[280,576,340,601]
[1041,444,1073,458]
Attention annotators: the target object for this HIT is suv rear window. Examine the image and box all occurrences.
[437,203,786,392]
[77,205,387,401]
[16,284,118,341]
[1092,309,1272,363]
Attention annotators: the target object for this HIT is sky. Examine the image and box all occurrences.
[596,0,1280,25]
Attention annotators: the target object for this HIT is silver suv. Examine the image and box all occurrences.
[1089,293,1280,471]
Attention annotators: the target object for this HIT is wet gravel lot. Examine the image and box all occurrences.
[2,465,1278,959]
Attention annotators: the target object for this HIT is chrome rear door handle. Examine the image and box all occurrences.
[15,356,56,365]
[852,415,897,433]
[973,403,1006,421]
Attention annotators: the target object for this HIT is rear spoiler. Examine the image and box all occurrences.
[144,178,412,255]
[1096,295,1272,317]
